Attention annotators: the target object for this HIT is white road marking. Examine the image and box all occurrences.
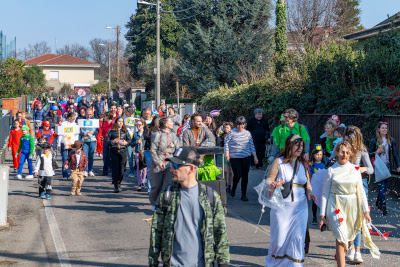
[43,200,72,267]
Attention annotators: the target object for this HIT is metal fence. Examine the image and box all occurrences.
[299,114,400,169]
[0,112,11,149]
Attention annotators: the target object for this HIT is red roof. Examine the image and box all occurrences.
[25,54,99,66]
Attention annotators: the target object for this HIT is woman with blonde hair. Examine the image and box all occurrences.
[369,121,400,216]
[319,141,380,266]
[330,126,374,263]
[320,120,337,158]
[265,134,316,266]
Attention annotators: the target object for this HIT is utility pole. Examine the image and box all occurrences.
[176,80,179,111]
[156,0,161,108]
[108,44,111,95]
[117,25,120,85]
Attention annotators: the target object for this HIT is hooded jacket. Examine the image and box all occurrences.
[198,155,221,181]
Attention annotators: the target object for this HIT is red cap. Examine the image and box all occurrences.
[42,121,50,127]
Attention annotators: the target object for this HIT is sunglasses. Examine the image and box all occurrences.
[237,122,246,125]
[172,163,191,169]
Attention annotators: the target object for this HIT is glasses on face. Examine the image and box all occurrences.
[137,124,143,127]
[237,122,245,125]
[172,163,190,170]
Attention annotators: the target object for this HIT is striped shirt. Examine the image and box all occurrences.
[224,128,256,158]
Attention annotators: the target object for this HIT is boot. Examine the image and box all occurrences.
[226,185,231,194]
[376,198,382,210]
[382,202,388,216]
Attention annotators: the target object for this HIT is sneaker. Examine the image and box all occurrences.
[97,153,100,156]
[46,194,51,199]
[312,218,318,225]
[71,192,76,196]
[25,175,34,179]
[118,184,123,191]
[128,173,135,178]
[240,195,249,201]
[99,154,102,157]
[137,186,142,192]
[40,192,45,198]
[76,192,82,196]
[14,168,17,172]
[89,171,95,177]
[353,252,363,263]
[16,174,23,180]
[226,186,231,194]
[114,187,120,193]
[346,249,355,262]
[62,177,68,181]
[84,171,88,177]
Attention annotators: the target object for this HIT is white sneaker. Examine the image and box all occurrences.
[99,154,102,157]
[84,171,88,177]
[16,174,23,180]
[353,252,363,263]
[346,249,355,261]
[89,171,95,177]
[25,175,34,179]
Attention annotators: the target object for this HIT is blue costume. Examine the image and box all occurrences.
[16,134,35,176]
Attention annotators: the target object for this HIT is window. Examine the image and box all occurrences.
[50,71,59,80]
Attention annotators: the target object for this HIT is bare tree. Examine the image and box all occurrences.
[287,0,336,48]
[56,43,90,60]
[18,41,51,60]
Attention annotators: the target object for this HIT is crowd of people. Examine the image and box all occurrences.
[9,94,395,266]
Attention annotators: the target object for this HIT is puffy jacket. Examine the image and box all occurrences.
[150,129,181,173]
[33,109,46,121]
[105,129,132,151]
[64,150,88,172]
[149,182,230,267]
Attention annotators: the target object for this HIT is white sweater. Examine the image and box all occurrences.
[34,153,55,176]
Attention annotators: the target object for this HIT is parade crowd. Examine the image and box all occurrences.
[9,94,397,266]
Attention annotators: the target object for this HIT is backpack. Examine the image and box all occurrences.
[163,184,215,211]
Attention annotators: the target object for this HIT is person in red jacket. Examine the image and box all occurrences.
[9,120,23,171]
[101,112,114,175]
[36,121,55,144]
[96,114,105,156]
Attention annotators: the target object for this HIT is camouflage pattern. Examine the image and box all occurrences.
[149,182,230,266]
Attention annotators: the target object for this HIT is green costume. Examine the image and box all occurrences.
[273,122,310,150]
[149,183,230,266]
[326,136,337,153]
[198,155,221,181]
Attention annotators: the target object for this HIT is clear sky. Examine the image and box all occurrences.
[1,0,400,54]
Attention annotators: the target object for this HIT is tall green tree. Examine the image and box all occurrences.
[275,0,288,57]
[178,0,273,95]
[125,0,183,78]
[333,0,363,36]
[23,65,46,94]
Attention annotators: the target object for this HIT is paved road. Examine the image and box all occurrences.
[1,150,400,266]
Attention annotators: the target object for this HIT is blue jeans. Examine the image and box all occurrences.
[82,141,96,172]
[127,146,136,175]
[354,178,369,247]
[61,143,71,178]
[144,150,152,192]
[103,145,111,175]
[18,151,32,175]
[377,178,389,203]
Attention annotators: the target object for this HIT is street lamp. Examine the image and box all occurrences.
[99,43,111,96]
[104,25,120,88]
[138,0,161,108]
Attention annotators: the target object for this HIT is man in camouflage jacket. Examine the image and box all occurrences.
[149,147,229,267]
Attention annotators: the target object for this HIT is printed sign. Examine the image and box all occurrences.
[124,118,136,126]
[55,125,80,136]
[77,119,99,128]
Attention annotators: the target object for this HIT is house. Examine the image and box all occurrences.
[343,12,400,47]
[25,54,100,93]
[288,27,334,51]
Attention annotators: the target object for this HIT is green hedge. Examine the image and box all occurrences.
[202,31,400,136]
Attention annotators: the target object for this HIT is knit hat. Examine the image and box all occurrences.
[21,125,29,131]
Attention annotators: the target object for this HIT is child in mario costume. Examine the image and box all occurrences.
[9,120,23,171]
[16,125,35,179]
[37,121,55,144]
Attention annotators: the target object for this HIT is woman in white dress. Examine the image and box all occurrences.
[319,141,380,267]
[265,134,316,266]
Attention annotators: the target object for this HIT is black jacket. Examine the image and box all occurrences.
[105,129,132,151]
[77,101,91,110]
[143,126,152,151]
[246,117,270,143]
[45,114,61,129]
[369,137,400,171]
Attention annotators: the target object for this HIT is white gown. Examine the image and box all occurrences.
[265,158,308,267]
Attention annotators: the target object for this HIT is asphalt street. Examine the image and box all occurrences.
[1,150,400,266]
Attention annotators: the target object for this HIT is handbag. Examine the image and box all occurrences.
[281,160,298,202]
[374,154,391,183]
